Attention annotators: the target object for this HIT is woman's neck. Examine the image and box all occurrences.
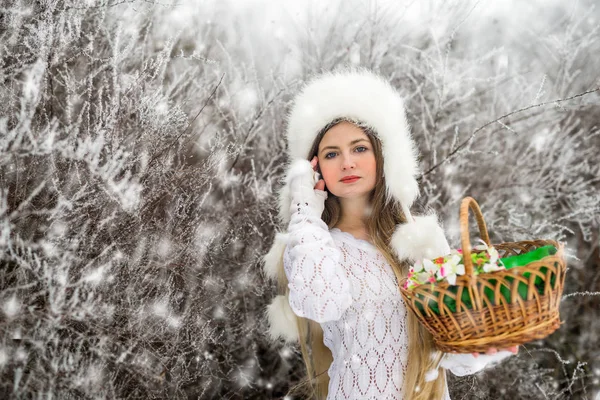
[334,194,372,237]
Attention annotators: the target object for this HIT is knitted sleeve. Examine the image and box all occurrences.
[283,199,353,324]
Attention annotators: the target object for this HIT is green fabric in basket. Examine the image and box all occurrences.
[499,245,557,270]
[500,244,557,297]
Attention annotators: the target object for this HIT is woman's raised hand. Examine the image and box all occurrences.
[310,156,326,191]
[285,158,328,220]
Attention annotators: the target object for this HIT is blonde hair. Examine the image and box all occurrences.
[279,118,447,399]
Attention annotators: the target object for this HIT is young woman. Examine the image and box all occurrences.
[264,69,517,400]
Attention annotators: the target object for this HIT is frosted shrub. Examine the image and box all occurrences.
[0,0,599,399]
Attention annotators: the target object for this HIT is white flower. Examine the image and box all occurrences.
[447,254,462,267]
[423,259,438,274]
[412,260,424,273]
[477,241,504,273]
[472,238,489,251]
[445,263,466,285]
[414,272,432,284]
[483,263,504,273]
[488,246,500,264]
[436,264,448,280]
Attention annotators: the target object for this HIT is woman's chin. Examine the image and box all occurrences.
[330,188,371,199]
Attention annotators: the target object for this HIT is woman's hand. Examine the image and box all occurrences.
[285,158,328,220]
[471,345,519,358]
[310,156,326,191]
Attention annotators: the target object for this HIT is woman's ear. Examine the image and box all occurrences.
[315,158,322,176]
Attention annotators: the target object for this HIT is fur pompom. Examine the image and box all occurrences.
[390,214,451,262]
[266,295,299,343]
[262,232,289,281]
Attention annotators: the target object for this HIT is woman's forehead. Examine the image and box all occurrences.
[319,122,368,146]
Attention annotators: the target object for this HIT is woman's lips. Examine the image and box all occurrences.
[341,177,360,183]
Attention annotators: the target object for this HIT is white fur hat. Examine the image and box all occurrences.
[263,67,451,343]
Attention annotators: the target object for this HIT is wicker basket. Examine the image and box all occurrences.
[399,197,567,353]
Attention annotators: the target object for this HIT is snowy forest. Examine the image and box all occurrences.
[0,0,599,398]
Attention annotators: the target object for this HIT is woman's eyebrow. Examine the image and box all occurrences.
[320,138,369,153]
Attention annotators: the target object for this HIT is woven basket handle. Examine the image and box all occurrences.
[460,197,491,279]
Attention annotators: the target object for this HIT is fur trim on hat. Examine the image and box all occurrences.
[286,67,420,210]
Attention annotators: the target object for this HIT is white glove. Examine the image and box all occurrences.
[440,351,514,376]
[284,158,328,219]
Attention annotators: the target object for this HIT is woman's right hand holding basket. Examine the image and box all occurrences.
[471,345,519,358]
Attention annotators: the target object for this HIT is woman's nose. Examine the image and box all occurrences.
[341,153,356,170]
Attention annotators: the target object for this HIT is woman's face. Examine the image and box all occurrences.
[316,121,377,198]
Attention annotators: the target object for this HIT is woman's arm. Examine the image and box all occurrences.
[283,159,353,323]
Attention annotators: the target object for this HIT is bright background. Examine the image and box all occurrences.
[1,0,599,398]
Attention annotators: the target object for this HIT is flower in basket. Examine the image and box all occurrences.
[407,259,438,289]
[402,238,561,320]
[434,253,465,285]
[472,240,504,273]
[403,240,504,290]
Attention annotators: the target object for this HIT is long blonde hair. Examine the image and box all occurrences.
[279,118,447,399]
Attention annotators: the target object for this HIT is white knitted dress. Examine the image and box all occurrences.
[284,204,512,400]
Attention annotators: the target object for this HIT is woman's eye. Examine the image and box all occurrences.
[324,147,367,159]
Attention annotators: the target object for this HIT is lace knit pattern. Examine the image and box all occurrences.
[325,229,410,399]
[284,210,416,399]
